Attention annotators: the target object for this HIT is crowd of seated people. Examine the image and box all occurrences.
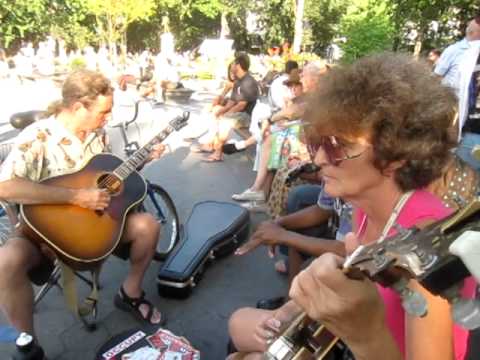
[222,60,300,156]
[226,61,328,214]
[227,53,478,360]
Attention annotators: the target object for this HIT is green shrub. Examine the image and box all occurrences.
[339,1,393,63]
[69,57,87,71]
[196,71,215,80]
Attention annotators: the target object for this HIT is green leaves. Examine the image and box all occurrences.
[1,0,478,59]
[0,0,49,47]
[387,0,480,52]
[339,0,393,63]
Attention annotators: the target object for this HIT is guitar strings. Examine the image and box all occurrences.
[96,138,158,189]
[96,124,177,189]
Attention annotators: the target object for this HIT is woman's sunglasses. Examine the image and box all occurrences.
[319,136,366,166]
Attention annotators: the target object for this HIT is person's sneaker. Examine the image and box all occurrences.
[240,201,269,213]
[232,188,265,201]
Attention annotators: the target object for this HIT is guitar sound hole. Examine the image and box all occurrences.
[97,173,122,195]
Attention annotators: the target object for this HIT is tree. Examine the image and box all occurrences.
[387,0,480,54]
[254,0,295,49]
[85,0,156,57]
[292,0,305,53]
[49,0,96,50]
[0,0,96,51]
[340,0,394,63]
[0,0,49,48]
[304,0,348,54]
[252,0,348,55]
[126,0,223,52]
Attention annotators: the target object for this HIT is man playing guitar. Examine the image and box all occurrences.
[0,70,166,345]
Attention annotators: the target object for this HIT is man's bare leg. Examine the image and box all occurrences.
[207,118,235,161]
[197,106,224,145]
[0,237,43,334]
[121,212,162,322]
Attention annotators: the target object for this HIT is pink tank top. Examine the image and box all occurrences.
[356,190,476,359]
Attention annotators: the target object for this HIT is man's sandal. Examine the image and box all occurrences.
[114,286,166,326]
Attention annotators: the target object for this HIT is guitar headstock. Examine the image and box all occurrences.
[169,111,190,131]
[344,198,480,295]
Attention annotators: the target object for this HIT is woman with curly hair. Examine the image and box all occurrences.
[227,53,476,360]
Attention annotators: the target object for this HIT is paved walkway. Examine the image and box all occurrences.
[0,78,287,359]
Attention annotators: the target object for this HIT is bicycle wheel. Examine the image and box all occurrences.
[0,201,16,246]
[140,182,180,261]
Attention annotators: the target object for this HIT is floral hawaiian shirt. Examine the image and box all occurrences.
[0,116,107,182]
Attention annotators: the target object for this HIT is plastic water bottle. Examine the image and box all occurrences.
[11,333,44,360]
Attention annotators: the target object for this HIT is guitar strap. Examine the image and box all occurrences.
[60,261,101,319]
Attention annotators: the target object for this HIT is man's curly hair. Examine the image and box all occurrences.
[305,52,458,191]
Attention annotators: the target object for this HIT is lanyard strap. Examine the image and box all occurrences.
[357,190,414,243]
[377,190,413,242]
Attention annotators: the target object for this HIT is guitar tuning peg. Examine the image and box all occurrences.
[451,298,480,330]
[393,279,428,318]
[392,223,409,237]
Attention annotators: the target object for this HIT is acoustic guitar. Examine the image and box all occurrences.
[19,113,189,270]
[265,198,480,359]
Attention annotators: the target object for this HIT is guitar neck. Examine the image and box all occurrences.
[113,125,174,180]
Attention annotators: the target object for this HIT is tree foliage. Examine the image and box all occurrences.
[339,0,394,63]
[0,0,50,48]
[49,0,96,50]
[254,0,294,48]
[305,0,348,53]
[1,0,478,58]
[85,0,155,51]
[127,0,223,52]
[387,0,480,53]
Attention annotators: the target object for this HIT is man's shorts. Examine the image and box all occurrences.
[28,240,131,286]
[219,112,251,130]
[25,207,149,285]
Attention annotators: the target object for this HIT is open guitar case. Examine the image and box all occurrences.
[157,201,250,298]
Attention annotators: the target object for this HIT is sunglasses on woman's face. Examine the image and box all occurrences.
[319,136,366,166]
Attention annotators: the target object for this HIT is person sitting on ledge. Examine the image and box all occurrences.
[191,52,259,162]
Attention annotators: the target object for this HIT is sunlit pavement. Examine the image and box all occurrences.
[0,78,286,359]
